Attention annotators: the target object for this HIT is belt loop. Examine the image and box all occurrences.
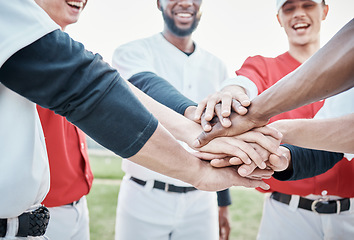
[164,183,169,192]
[350,198,354,213]
[336,200,341,214]
[6,217,19,238]
[144,180,154,192]
[288,195,300,212]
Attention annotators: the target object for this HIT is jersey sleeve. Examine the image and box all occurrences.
[129,72,197,115]
[273,144,344,181]
[0,30,158,158]
[217,189,232,207]
[235,56,272,94]
[112,39,156,80]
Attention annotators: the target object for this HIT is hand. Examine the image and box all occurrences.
[197,126,282,169]
[192,159,271,191]
[194,86,251,131]
[238,146,291,178]
[267,146,291,172]
[193,110,270,148]
[195,86,251,121]
[219,206,230,240]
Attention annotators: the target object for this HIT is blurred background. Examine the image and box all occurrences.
[66,1,354,239]
[67,0,354,76]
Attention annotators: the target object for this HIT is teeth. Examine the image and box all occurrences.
[67,1,84,8]
[294,23,308,29]
[177,13,192,17]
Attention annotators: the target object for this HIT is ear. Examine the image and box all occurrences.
[157,0,162,11]
[322,5,329,21]
[276,14,283,27]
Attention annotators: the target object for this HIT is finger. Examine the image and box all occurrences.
[238,131,280,156]
[215,104,232,128]
[268,153,289,172]
[220,92,232,118]
[228,139,266,169]
[233,92,251,108]
[231,99,248,116]
[201,114,212,132]
[229,157,243,165]
[204,98,219,121]
[200,140,252,165]
[193,123,226,147]
[238,162,257,177]
[250,168,274,178]
[254,126,283,142]
[250,143,270,161]
[192,151,228,161]
[210,159,232,168]
[194,99,208,121]
[232,177,270,190]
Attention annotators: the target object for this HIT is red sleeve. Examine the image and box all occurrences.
[236,56,273,94]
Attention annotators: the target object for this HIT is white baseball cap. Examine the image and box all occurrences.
[276,0,322,12]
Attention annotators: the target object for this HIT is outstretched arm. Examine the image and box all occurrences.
[248,18,354,125]
[195,18,354,146]
[0,29,270,191]
[269,113,354,153]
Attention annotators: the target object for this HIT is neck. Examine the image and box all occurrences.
[288,40,321,63]
[162,30,195,53]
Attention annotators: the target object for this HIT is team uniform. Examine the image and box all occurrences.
[227,52,354,239]
[0,1,59,239]
[0,1,159,238]
[112,33,231,240]
[37,106,93,240]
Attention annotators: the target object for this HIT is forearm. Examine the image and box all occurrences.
[270,114,354,153]
[273,144,344,181]
[249,19,354,124]
[126,80,202,145]
[128,123,202,186]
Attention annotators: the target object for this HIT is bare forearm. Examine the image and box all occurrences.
[270,113,354,153]
[249,19,354,123]
[128,123,201,185]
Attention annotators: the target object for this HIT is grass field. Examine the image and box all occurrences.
[87,152,265,240]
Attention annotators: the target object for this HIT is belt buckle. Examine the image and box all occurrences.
[311,197,340,214]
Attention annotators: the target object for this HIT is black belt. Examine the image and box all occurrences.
[67,198,81,206]
[0,206,50,237]
[271,192,351,214]
[130,176,197,193]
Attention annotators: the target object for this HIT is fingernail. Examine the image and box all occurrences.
[261,161,267,169]
[193,139,200,148]
[204,125,211,132]
[222,110,229,115]
[205,114,212,120]
[239,168,247,176]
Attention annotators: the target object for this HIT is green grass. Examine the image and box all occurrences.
[89,154,124,179]
[87,153,264,240]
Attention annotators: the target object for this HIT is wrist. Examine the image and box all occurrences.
[184,106,197,122]
[246,101,270,128]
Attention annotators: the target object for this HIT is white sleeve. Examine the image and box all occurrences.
[220,75,259,100]
[112,40,156,80]
[0,0,59,66]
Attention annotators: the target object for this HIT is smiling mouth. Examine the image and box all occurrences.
[175,12,193,18]
[293,23,310,30]
[66,1,85,9]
